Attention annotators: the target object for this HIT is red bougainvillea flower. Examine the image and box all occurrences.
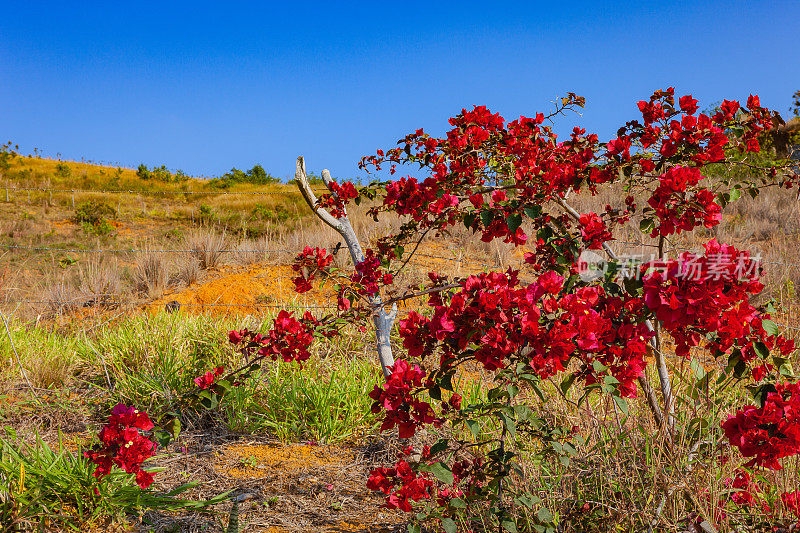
[646,166,721,237]
[84,403,156,489]
[318,180,359,218]
[578,212,613,249]
[721,470,768,510]
[395,269,651,397]
[257,310,316,363]
[368,360,437,438]
[367,459,434,512]
[351,248,393,296]
[194,366,224,389]
[641,239,794,361]
[292,246,334,293]
[722,382,800,470]
[782,490,800,518]
[227,312,331,367]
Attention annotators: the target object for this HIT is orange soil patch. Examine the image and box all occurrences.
[50,218,74,228]
[150,264,336,317]
[217,443,350,480]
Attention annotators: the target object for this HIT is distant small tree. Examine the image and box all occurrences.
[0,141,17,171]
[211,164,278,187]
[136,163,189,183]
[792,89,800,117]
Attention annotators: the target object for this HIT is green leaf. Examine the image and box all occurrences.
[502,521,519,533]
[612,394,628,415]
[500,411,517,440]
[430,438,450,457]
[450,497,467,509]
[537,508,553,523]
[440,372,453,391]
[506,383,520,400]
[507,212,523,234]
[529,380,546,402]
[429,385,442,401]
[463,213,476,229]
[559,373,577,395]
[753,341,770,359]
[639,218,654,233]
[480,210,494,227]
[762,319,779,336]
[524,205,542,219]
[442,518,457,533]
[514,404,533,422]
[164,418,181,440]
[690,359,706,380]
[429,462,454,485]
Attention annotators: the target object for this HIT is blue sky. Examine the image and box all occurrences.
[1,1,798,181]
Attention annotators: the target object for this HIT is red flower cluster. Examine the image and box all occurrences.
[397,270,652,397]
[578,212,613,249]
[228,311,319,363]
[84,403,156,489]
[646,166,721,237]
[722,382,800,470]
[367,446,486,514]
[292,246,334,293]
[360,89,786,266]
[194,366,224,389]
[367,458,434,512]
[361,98,604,247]
[351,249,393,297]
[782,490,800,519]
[643,239,794,360]
[368,360,436,438]
[620,88,769,167]
[318,180,358,218]
[722,470,767,510]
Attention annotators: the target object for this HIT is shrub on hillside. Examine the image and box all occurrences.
[209,164,278,188]
[74,200,116,228]
[55,162,71,178]
[136,163,189,183]
[0,141,17,171]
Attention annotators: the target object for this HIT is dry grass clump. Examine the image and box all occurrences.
[184,228,228,270]
[78,261,120,307]
[41,279,81,316]
[172,254,202,287]
[133,249,170,298]
[233,236,270,265]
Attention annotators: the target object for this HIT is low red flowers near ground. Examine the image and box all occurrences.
[84,403,157,489]
[194,366,224,389]
[228,311,319,364]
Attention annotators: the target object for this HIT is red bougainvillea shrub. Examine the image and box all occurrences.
[218,89,800,531]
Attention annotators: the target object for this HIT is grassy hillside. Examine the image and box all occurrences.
[0,152,327,320]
